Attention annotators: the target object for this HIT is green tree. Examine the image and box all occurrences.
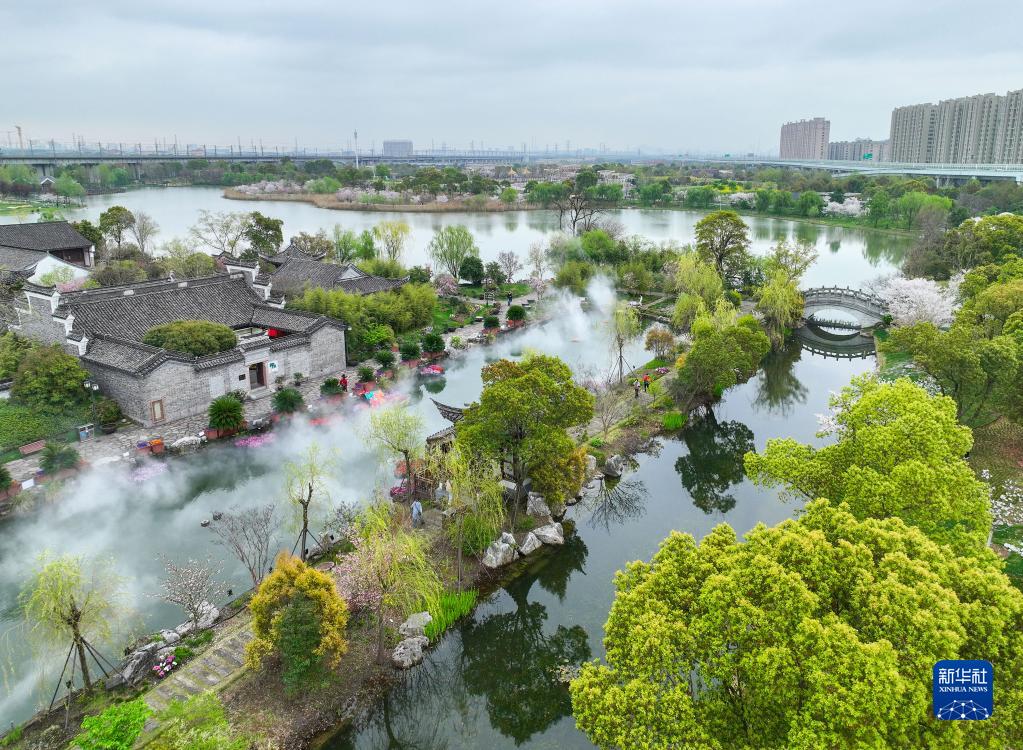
[459,255,485,286]
[867,188,891,226]
[428,225,480,278]
[755,269,804,348]
[330,225,360,264]
[694,210,752,288]
[444,445,506,588]
[71,219,104,253]
[672,251,724,330]
[351,501,442,662]
[93,259,148,286]
[54,174,86,203]
[886,322,1019,425]
[456,355,593,525]
[0,331,36,380]
[610,302,641,382]
[99,206,135,250]
[571,499,1023,750]
[142,320,237,357]
[11,344,87,412]
[246,552,349,685]
[372,220,411,263]
[284,445,328,561]
[764,239,817,281]
[156,239,215,279]
[745,375,991,547]
[499,186,518,204]
[669,317,769,410]
[21,554,126,692]
[945,213,1023,270]
[796,190,823,217]
[73,698,151,750]
[243,211,284,260]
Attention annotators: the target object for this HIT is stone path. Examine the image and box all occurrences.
[142,620,253,727]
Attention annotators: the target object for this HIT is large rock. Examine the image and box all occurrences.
[158,629,180,646]
[399,611,433,638]
[500,531,517,547]
[603,455,626,478]
[174,621,194,639]
[196,602,219,630]
[533,522,565,546]
[519,532,542,555]
[392,636,429,669]
[585,454,597,477]
[121,648,155,685]
[482,540,518,568]
[526,492,551,520]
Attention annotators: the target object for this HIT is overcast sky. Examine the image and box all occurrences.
[3,0,1021,155]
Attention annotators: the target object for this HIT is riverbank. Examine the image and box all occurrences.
[223,189,534,213]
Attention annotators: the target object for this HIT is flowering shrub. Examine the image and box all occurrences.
[130,462,169,483]
[332,549,383,613]
[152,653,178,679]
[234,433,276,449]
[389,484,408,498]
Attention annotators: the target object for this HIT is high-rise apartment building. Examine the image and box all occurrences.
[888,89,1023,164]
[779,117,830,159]
[828,138,890,162]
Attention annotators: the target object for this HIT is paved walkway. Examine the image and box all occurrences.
[143,618,253,727]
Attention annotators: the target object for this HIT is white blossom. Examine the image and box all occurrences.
[877,276,958,328]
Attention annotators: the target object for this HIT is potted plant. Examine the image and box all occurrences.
[356,364,376,392]
[483,315,500,332]
[208,395,245,439]
[399,339,421,366]
[96,398,122,434]
[272,387,305,415]
[375,349,396,377]
[293,372,304,386]
[40,444,80,478]
[421,332,446,360]
[320,377,344,398]
[506,305,526,328]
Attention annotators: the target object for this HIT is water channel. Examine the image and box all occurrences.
[0,189,897,733]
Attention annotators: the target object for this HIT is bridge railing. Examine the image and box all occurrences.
[801,286,887,308]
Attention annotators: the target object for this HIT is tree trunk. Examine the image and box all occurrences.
[376,603,386,663]
[70,610,92,691]
[456,521,464,592]
[300,482,311,561]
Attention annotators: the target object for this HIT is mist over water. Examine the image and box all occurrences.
[0,277,638,726]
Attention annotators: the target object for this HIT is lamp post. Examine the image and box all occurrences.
[84,379,99,432]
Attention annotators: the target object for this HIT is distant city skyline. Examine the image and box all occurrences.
[2,1,1021,155]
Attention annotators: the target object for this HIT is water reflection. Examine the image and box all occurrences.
[584,478,648,532]
[753,341,809,417]
[461,539,590,743]
[673,413,755,514]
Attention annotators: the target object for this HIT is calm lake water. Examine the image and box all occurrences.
[0,189,887,733]
[58,186,910,288]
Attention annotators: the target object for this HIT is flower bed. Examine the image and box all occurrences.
[234,433,277,449]
[130,462,169,483]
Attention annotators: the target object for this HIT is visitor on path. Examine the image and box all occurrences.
[643,374,651,391]
[411,499,423,528]
[633,381,640,399]
[340,373,348,392]
[507,292,514,306]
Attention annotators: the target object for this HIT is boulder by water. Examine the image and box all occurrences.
[399,611,433,638]
[392,635,429,669]
[526,492,551,520]
[482,540,518,568]
[533,522,565,546]
[603,455,626,478]
[519,532,542,555]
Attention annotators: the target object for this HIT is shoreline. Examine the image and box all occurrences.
[222,188,535,213]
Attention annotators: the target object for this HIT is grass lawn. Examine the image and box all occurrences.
[459,281,530,299]
[0,400,91,459]
[636,357,668,371]
[431,298,478,331]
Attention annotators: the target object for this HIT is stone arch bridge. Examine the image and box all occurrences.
[800,286,888,330]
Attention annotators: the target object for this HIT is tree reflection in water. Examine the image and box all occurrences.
[584,477,648,532]
[674,412,755,514]
[754,339,808,417]
[460,534,591,744]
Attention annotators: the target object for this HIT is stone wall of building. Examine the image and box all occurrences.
[15,293,66,346]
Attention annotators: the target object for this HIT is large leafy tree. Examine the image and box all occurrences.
[572,499,1023,749]
[456,355,593,524]
[428,225,479,278]
[669,316,769,411]
[694,210,752,288]
[372,220,411,263]
[11,344,88,412]
[242,211,284,260]
[98,206,135,251]
[368,404,425,496]
[746,376,990,547]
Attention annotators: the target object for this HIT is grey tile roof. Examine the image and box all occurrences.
[270,258,407,296]
[0,246,47,272]
[0,221,92,252]
[268,241,327,265]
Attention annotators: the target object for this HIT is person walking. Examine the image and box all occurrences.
[411,498,423,529]
[340,373,348,392]
[643,374,651,392]
[633,380,640,399]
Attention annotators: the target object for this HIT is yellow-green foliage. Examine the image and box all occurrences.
[245,552,349,672]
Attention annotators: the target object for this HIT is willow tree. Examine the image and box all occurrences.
[445,445,505,588]
[610,302,641,383]
[20,554,126,691]
[755,269,804,348]
[372,220,412,263]
[352,501,442,662]
[285,444,333,561]
[368,404,425,497]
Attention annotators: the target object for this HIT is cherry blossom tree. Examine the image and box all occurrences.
[207,504,277,588]
[877,275,959,327]
[157,556,227,627]
[497,251,523,282]
[434,273,459,297]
